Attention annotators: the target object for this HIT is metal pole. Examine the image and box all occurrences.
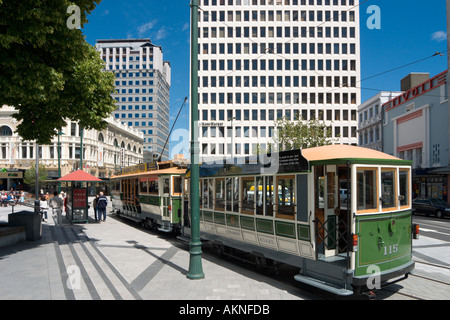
[58,132,61,193]
[187,0,204,280]
[35,143,39,201]
[80,127,84,171]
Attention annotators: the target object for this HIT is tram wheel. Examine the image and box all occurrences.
[213,243,225,257]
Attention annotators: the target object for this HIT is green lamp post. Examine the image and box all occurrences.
[187,0,205,280]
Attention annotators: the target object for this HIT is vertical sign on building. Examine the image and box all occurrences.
[98,145,104,167]
[9,142,15,165]
[120,148,125,167]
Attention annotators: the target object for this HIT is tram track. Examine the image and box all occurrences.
[412,260,450,286]
[376,261,450,300]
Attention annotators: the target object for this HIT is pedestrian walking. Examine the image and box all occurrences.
[92,194,99,221]
[19,191,24,206]
[1,192,6,207]
[39,194,48,223]
[97,192,108,222]
[49,191,64,226]
[60,192,66,213]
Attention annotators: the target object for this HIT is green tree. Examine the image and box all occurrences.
[23,164,48,188]
[0,0,116,144]
[273,116,335,151]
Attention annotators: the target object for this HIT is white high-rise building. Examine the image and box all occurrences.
[96,39,171,161]
[196,0,360,159]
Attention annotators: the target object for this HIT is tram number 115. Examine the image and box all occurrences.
[383,244,399,256]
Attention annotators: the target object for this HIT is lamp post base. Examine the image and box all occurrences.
[187,240,205,280]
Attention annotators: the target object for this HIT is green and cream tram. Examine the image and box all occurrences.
[111,160,186,233]
[181,145,418,295]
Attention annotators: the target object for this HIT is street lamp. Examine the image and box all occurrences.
[187,0,204,280]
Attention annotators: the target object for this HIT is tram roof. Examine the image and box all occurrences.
[111,167,186,179]
[302,145,411,165]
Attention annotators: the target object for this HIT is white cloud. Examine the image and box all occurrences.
[137,20,157,37]
[154,27,167,41]
[431,31,447,42]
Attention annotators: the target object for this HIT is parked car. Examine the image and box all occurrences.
[412,197,450,218]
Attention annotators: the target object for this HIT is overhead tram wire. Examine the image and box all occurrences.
[158,96,188,162]
[360,50,449,83]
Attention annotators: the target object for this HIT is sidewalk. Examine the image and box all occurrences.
[0,203,308,301]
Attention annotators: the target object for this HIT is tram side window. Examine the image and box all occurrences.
[208,179,214,209]
[399,169,410,207]
[215,178,225,211]
[226,178,232,211]
[163,178,170,194]
[201,179,214,208]
[242,177,255,214]
[201,179,208,208]
[233,177,239,212]
[277,176,295,219]
[112,180,120,191]
[173,176,182,196]
[381,169,397,209]
[140,178,148,193]
[265,176,274,216]
[357,169,378,212]
[148,178,158,195]
[256,177,264,215]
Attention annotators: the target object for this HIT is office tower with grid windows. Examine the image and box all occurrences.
[96,39,171,162]
[196,0,360,160]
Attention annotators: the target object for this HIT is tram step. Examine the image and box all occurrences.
[294,274,353,296]
[176,235,190,243]
[119,214,142,223]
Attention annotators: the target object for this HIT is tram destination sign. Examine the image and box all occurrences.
[270,149,310,173]
[198,149,309,178]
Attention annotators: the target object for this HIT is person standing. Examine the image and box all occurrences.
[97,192,108,222]
[39,194,48,223]
[49,191,64,226]
[92,194,99,222]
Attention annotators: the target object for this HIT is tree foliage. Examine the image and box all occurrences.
[0,0,116,144]
[23,163,48,188]
[273,117,335,151]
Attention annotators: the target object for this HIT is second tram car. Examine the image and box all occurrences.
[111,160,187,233]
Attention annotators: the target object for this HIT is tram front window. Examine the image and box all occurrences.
[381,169,397,209]
[357,168,378,213]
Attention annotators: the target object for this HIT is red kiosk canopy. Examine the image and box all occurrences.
[57,170,103,182]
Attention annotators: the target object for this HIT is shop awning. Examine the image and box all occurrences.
[428,166,450,175]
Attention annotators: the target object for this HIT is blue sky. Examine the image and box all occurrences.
[82,0,448,157]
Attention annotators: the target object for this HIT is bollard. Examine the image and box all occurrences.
[34,200,40,215]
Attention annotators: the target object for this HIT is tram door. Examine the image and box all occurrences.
[324,165,339,257]
[161,177,171,222]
